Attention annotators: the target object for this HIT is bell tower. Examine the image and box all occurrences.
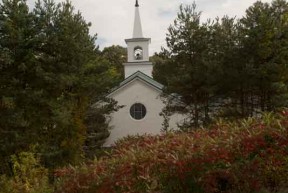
[123,0,153,78]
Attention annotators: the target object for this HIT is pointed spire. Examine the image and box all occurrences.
[133,0,143,38]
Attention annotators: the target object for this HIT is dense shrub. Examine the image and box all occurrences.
[55,111,288,193]
[0,151,52,193]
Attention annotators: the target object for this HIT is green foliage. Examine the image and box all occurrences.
[151,50,171,86]
[154,0,288,128]
[54,110,288,193]
[0,0,40,175]
[101,45,127,81]
[155,3,221,127]
[0,150,52,193]
[84,98,120,159]
[237,0,288,113]
[0,175,14,193]
[0,0,118,174]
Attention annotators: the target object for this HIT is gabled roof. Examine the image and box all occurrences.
[108,71,164,96]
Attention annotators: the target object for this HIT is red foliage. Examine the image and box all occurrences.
[55,111,288,193]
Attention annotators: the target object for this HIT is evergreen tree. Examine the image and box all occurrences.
[208,16,249,118]
[156,0,288,126]
[158,3,213,128]
[83,98,120,159]
[151,50,171,86]
[238,0,288,115]
[0,0,39,175]
[0,0,119,174]
[101,45,127,81]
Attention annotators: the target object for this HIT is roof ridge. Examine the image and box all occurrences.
[108,71,164,97]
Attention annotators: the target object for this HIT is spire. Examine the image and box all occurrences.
[133,0,143,38]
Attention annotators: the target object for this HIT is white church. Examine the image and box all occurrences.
[103,0,182,146]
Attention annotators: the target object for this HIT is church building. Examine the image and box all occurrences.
[103,0,182,146]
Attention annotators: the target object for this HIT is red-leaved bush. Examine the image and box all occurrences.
[55,111,288,193]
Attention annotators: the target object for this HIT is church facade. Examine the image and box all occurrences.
[103,1,182,146]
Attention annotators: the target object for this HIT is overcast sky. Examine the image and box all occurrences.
[26,0,273,55]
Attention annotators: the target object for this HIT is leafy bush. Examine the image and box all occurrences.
[0,151,52,193]
[55,111,288,193]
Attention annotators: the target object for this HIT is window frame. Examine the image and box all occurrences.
[130,103,147,120]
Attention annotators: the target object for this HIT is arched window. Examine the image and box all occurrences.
[130,103,146,120]
[134,46,143,60]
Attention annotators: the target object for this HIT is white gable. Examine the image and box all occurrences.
[104,74,184,146]
[104,79,164,146]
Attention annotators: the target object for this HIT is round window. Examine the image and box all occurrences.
[130,103,146,120]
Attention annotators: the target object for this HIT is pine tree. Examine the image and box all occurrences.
[156,0,288,125]
[159,3,213,128]
[239,0,288,114]
[0,0,39,175]
[101,45,127,80]
[0,0,119,174]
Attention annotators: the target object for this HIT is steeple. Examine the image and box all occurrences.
[133,0,143,38]
[124,0,152,78]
